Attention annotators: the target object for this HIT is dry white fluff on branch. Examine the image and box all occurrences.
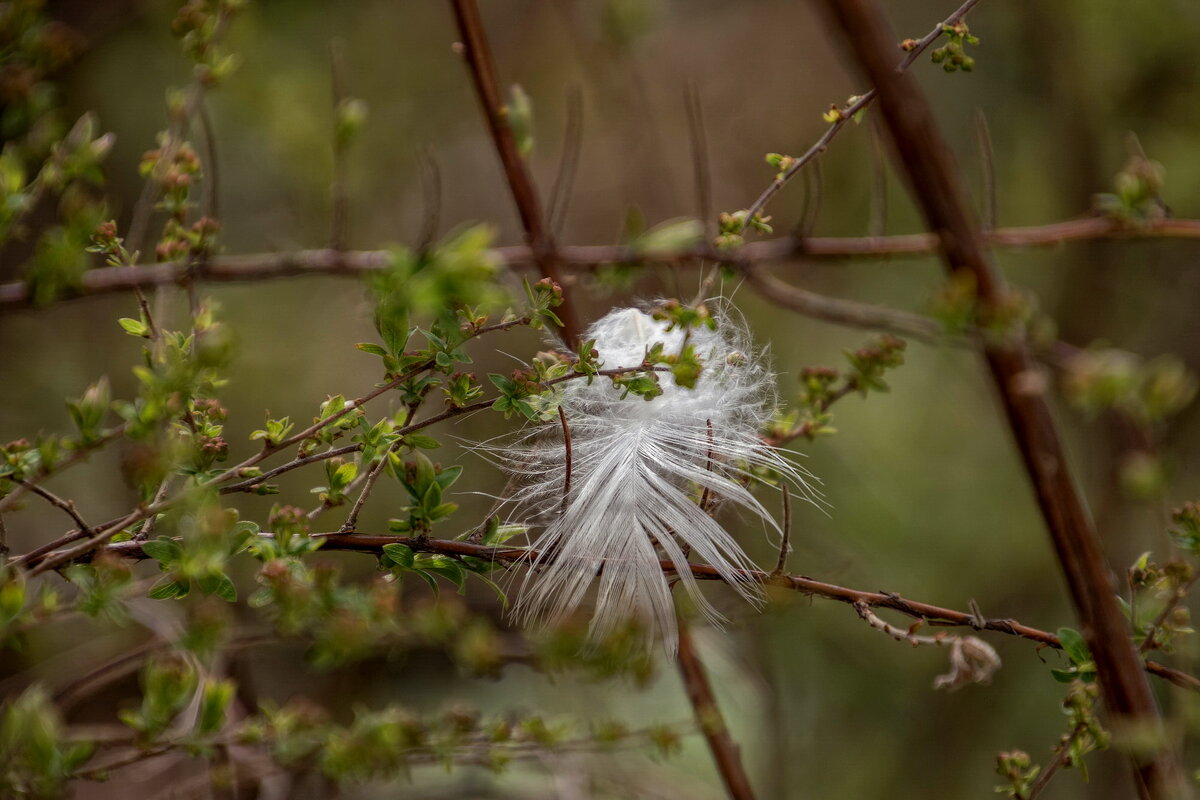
[490,303,817,651]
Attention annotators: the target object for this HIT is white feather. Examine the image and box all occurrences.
[492,303,816,650]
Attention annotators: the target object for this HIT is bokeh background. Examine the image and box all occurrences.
[4,0,1200,797]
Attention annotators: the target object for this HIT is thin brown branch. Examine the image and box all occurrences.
[738,266,943,342]
[741,0,984,227]
[16,480,92,535]
[1138,572,1200,654]
[557,405,573,508]
[81,531,1200,694]
[0,424,127,516]
[1026,723,1090,800]
[448,0,581,343]
[676,618,758,800]
[820,0,1187,795]
[2,216,1199,311]
[339,442,400,533]
[772,485,791,576]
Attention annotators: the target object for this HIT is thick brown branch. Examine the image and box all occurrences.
[820,0,1188,795]
[448,0,581,343]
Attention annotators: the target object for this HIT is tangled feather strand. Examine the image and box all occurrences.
[494,304,816,650]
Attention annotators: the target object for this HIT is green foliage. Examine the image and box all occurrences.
[1050,627,1096,683]
[714,208,772,248]
[1063,347,1196,429]
[65,555,133,623]
[1094,146,1168,224]
[767,334,906,443]
[142,507,253,603]
[118,653,199,740]
[930,21,979,72]
[994,749,1039,799]
[506,84,534,158]
[0,687,94,799]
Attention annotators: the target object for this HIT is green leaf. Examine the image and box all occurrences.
[508,84,534,157]
[471,571,509,609]
[382,542,415,568]
[482,518,525,546]
[416,554,466,592]
[118,317,148,337]
[334,461,358,486]
[141,537,183,566]
[1057,627,1090,666]
[404,434,440,449]
[434,464,462,490]
[411,568,440,595]
[355,342,388,357]
[147,577,188,600]
[199,573,237,603]
[1050,668,1078,683]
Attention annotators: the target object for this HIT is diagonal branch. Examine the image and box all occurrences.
[818,0,1188,796]
[741,0,984,227]
[676,618,757,800]
[448,0,581,343]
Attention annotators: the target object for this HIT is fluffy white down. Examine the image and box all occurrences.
[497,304,814,651]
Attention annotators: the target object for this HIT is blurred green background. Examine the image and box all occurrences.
[4,0,1200,797]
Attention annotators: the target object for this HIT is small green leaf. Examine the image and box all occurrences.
[1057,627,1090,666]
[404,434,441,449]
[355,342,388,356]
[141,537,183,566]
[118,317,149,337]
[383,542,415,568]
[148,577,188,600]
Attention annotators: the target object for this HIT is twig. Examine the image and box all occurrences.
[740,0,985,228]
[557,405,573,509]
[772,485,791,576]
[0,423,123,517]
[448,0,581,343]
[16,480,92,535]
[136,477,173,541]
[84,531,1200,694]
[339,442,400,533]
[855,601,950,647]
[676,618,757,800]
[737,266,943,342]
[1138,572,1200,654]
[126,9,233,257]
[1026,723,1090,800]
[820,0,1186,795]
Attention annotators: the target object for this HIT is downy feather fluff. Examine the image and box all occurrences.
[495,303,814,650]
